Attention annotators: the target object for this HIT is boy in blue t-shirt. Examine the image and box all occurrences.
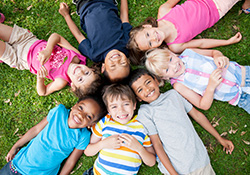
[59,0,132,82]
[0,96,106,175]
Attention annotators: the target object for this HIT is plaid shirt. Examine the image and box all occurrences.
[171,49,243,105]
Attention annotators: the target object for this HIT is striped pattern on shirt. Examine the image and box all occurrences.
[91,114,152,175]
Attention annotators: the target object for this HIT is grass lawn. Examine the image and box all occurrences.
[0,0,249,174]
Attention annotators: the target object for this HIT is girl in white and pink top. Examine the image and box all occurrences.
[128,0,243,65]
[0,23,102,96]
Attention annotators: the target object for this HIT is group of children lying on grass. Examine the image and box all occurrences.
[0,0,249,174]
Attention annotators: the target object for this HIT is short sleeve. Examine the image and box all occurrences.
[175,90,193,113]
[91,115,107,138]
[75,128,91,150]
[137,106,158,136]
[78,39,93,60]
[47,104,63,122]
[143,134,152,148]
[122,22,132,41]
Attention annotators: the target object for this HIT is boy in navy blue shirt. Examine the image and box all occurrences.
[59,0,132,82]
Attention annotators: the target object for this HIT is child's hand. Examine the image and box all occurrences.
[6,147,19,162]
[102,135,121,149]
[37,65,48,79]
[119,134,142,152]
[218,137,234,154]
[208,69,223,90]
[59,2,70,17]
[38,49,51,65]
[214,56,229,69]
[227,32,242,44]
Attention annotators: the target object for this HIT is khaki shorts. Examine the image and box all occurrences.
[213,0,239,18]
[187,163,216,175]
[0,24,38,70]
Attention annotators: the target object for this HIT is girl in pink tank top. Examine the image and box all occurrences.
[128,0,244,65]
[0,23,102,97]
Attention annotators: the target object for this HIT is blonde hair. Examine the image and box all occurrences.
[145,48,172,78]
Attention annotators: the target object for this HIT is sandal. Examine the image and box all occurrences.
[0,13,5,23]
[242,8,250,14]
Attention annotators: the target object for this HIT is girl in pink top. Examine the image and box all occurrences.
[128,0,244,65]
[0,23,102,96]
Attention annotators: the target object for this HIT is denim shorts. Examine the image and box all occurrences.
[0,161,22,175]
[238,66,250,114]
[83,167,94,175]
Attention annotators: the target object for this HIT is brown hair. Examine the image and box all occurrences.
[127,17,158,65]
[102,84,136,108]
[72,63,104,98]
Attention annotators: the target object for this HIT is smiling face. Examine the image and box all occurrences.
[161,53,185,80]
[135,25,165,51]
[107,95,136,125]
[102,49,130,82]
[67,63,97,90]
[68,98,101,129]
[131,74,160,103]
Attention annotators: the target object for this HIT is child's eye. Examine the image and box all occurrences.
[149,41,152,47]
[170,58,172,62]
[111,106,117,109]
[78,77,83,82]
[166,69,169,73]
[78,106,83,110]
[85,71,89,75]
[86,115,92,120]
[146,33,149,37]
[137,88,142,93]
[146,80,151,85]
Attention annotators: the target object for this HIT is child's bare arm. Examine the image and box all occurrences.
[120,0,129,23]
[174,82,215,110]
[188,107,234,154]
[158,0,180,18]
[149,134,178,174]
[6,117,48,162]
[119,134,155,167]
[169,32,242,54]
[59,148,84,175]
[59,2,86,44]
[84,134,121,156]
[38,33,79,65]
[36,74,68,96]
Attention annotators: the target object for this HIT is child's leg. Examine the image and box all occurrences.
[0,23,13,42]
[212,0,239,18]
[0,24,38,70]
[242,0,250,13]
[238,66,250,114]
[0,23,13,58]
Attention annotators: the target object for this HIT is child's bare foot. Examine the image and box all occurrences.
[242,0,250,14]
[0,13,5,23]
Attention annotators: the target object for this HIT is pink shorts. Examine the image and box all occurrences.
[0,24,38,70]
[213,0,239,18]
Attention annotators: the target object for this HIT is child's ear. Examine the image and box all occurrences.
[87,122,96,129]
[133,102,137,110]
[101,63,105,73]
[136,96,142,102]
[71,83,76,91]
[142,24,152,28]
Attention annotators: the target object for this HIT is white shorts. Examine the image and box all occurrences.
[213,0,239,18]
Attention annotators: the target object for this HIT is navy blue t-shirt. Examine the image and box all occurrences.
[78,0,132,62]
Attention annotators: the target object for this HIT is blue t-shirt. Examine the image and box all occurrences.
[78,0,132,62]
[12,104,91,175]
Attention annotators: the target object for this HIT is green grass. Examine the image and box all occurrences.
[0,0,249,174]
